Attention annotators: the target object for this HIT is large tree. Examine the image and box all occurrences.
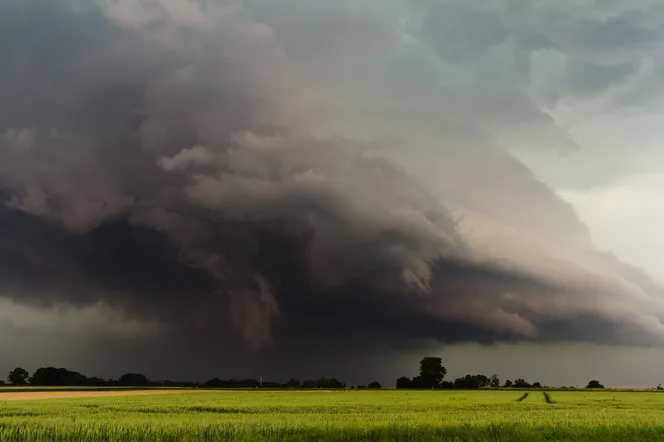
[7,367,29,386]
[453,374,491,389]
[30,367,89,386]
[395,376,412,389]
[419,357,446,388]
[118,373,149,387]
[513,378,531,388]
[586,380,605,389]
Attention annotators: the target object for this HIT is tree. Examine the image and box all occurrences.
[30,367,89,386]
[285,378,302,388]
[586,380,604,389]
[367,381,382,389]
[7,367,29,386]
[239,378,260,388]
[313,378,344,389]
[204,378,224,388]
[410,376,425,388]
[419,357,446,388]
[396,377,412,389]
[119,373,148,387]
[513,378,531,388]
[503,379,513,388]
[474,374,490,388]
[489,374,500,388]
[87,377,107,387]
[453,374,490,390]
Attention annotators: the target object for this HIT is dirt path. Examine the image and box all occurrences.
[0,389,210,401]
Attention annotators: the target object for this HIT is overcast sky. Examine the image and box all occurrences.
[1,0,664,388]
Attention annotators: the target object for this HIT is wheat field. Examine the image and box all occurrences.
[1,389,664,441]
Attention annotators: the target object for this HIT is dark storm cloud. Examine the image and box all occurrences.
[2,0,664,364]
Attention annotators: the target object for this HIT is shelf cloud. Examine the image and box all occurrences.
[2,0,664,374]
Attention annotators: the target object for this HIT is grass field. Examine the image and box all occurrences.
[2,389,664,441]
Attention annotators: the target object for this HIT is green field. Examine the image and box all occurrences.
[2,390,664,441]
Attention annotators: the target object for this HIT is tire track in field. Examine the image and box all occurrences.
[515,392,529,402]
[542,392,554,404]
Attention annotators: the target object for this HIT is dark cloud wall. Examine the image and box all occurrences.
[2,0,664,379]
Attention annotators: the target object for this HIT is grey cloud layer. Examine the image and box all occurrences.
[1,0,664,359]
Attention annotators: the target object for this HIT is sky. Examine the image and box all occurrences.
[1,0,664,387]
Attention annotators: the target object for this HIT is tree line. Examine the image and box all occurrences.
[6,367,156,388]
[394,357,606,390]
[395,357,544,389]
[4,358,608,390]
[3,366,382,389]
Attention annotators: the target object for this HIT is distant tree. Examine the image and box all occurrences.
[87,377,107,387]
[308,378,344,389]
[30,368,89,386]
[240,379,260,388]
[410,376,425,388]
[7,367,29,386]
[367,381,382,389]
[0,380,4,386]
[285,378,302,388]
[453,375,490,390]
[202,378,260,388]
[440,381,454,389]
[419,357,446,388]
[204,378,224,388]
[532,382,542,389]
[513,378,531,388]
[489,374,500,388]
[162,380,195,388]
[586,380,604,389]
[503,379,513,388]
[119,373,148,387]
[453,375,471,389]
[396,377,412,389]
[302,379,316,388]
[475,375,490,388]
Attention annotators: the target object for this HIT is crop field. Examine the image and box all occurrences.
[1,389,664,441]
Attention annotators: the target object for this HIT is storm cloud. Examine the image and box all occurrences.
[2,0,664,376]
